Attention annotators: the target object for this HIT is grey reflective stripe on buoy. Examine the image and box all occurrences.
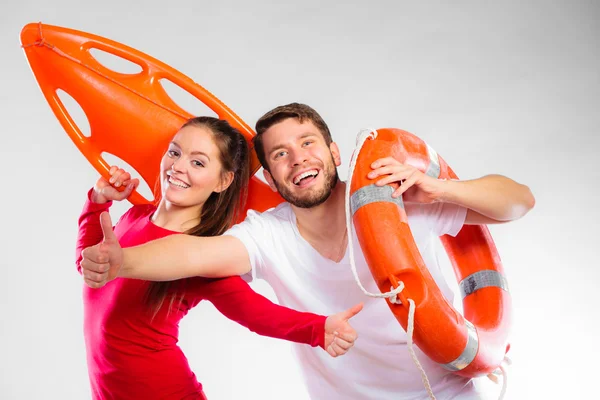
[459,270,509,299]
[440,320,479,371]
[425,143,441,179]
[350,184,404,216]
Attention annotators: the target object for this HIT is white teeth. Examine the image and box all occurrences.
[168,176,190,188]
[293,170,318,185]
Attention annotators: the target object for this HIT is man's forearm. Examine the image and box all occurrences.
[439,174,535,222]
[119,234,251,281]
[119,234,199,281]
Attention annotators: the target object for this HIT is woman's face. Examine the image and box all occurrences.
[159,125,231,209]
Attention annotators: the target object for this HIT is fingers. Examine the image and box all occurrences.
[368,160,416,190]
[84,278,107,289]
[81,257,109,274]
[392,174,418,198]
[368,161,426,199]
[332,335,354,351]
[370,157,399,169]
[106,165,139,201]
[374,169,414,189]
[368,164,409,180]
[327,341,347,356]
[114,179,139,200]
[324,327,358,358]
[108,166,132,188]
[333,329,357,343]
[81,245,111,288]
[81,244,107,264]
[327,340,347,357]
[326,333,356,357]
[368,165,401,179]
[81,246,109,273]
[82,268,108,283]
[326,344,338,357]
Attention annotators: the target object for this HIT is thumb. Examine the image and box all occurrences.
[100,212,117,243]
[341,302,364,320]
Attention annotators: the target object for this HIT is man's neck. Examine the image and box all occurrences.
[292,181,347,243]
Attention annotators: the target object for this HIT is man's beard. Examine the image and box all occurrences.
[273,158,339,209]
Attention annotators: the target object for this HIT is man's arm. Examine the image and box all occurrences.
[120,233,252,280]
[80,212,252,288]
[438,174,535,224]
[368,158,535,225]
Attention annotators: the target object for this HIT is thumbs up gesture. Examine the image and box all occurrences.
[324,303,363,357]
[81,212,123,288]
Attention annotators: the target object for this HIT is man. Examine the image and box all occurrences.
[82,103,535,399]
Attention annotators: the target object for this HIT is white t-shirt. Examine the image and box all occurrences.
[226,199,495,400]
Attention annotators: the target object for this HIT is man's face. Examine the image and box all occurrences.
[261,118,340,208]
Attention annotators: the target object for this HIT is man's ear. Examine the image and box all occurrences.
[330,142,342,167]
[263,169,278,192]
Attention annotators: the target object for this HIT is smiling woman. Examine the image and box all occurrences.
[154,117,243,237]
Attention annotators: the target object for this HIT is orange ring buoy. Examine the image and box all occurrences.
[349,128,511,377]
[20,22,283,216]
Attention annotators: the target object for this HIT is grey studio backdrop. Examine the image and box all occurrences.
[1,0,598,399]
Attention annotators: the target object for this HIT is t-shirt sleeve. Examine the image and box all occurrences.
[421,201,468,237]
[223,210,270,282]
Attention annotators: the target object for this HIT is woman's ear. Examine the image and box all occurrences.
[215,171,234,193]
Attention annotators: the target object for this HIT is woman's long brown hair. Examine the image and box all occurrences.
[145,116,249,318]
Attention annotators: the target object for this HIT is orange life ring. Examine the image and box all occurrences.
[349,128,511,377]
[20,22,283,217]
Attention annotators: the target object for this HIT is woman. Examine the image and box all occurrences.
[75,116,360,399]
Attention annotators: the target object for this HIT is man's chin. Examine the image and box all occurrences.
[276,172,338,208]
[287,190,332,209]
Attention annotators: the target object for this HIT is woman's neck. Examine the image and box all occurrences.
[151,201,202,233]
